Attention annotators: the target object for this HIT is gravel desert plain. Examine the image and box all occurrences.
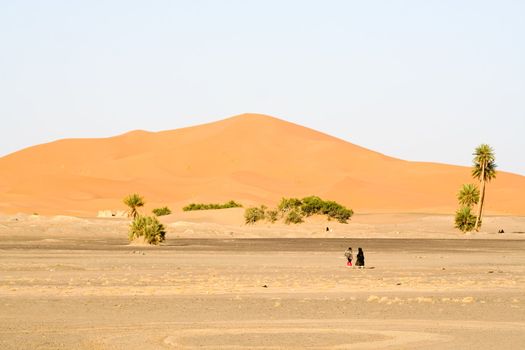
[1,115,525,349]
[1,211,524,349]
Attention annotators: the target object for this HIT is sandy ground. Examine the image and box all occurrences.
[1,213,524,349]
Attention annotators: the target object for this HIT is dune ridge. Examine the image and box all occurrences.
[0,113,524,216]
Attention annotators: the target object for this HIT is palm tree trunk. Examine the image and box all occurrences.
[475,166,486,231]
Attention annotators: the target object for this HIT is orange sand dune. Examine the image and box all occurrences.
[0,113,524,216]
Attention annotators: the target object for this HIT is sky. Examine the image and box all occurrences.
[1,0,524,175]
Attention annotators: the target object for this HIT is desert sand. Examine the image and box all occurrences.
[1,113,524,216]
[1,212,524,349]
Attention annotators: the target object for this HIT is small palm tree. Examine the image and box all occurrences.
[457,183,480,208]
[123,193,145,219]
[472,144,497,231]
[455,206,477,233]
[129,215,166,245]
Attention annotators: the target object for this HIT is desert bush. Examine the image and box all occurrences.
[277,197,302,213]
[300,196,324,216]
[129,215,166,244]
[244,206,266,224]
[152,206,171,216]
[454,206,477,233]
[266,209,279,223]
[183,203,202,211]
[321,200,353,223]
[247,196,353,225]
[225,200,243,208]
[285,209,304,224]
[183,200,242,211]
[333,207,354,223]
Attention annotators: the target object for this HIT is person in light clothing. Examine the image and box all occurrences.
[344,247,353,267]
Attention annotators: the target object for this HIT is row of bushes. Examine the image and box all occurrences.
[183,200,243,211]
[141,201,241,216]
[245,196,353,225]
[125,194,353,244]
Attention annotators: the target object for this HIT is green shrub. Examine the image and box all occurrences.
[247,196,353,225]
[152,206,171,216]
[183,200,243,211]
[285,209,304,224]
[129,215,166,245]
[266,209,279,223]
[244,206,266,224]
[183,203,201,211]
[455,206,477,232]
[225,200,243,208]
[300,196,324,216]
[320,200,353,223]
[333,207,353,223]
[278,197,302,213]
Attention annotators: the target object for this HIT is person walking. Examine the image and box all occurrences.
[344,247,353,267]
[355,247,365,268]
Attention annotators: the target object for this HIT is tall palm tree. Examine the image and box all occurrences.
[123,193,145,219]
[457,183,480,208]
[472,144,497,231]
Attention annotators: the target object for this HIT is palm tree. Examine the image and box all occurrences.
[123,193,145,219]
[457,183,480,208]
[454,206,477,233]
[472,144,497,231]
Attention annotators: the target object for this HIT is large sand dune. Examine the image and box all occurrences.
[0,113,524,216]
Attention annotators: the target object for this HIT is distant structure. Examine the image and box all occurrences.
[97,210,127,218]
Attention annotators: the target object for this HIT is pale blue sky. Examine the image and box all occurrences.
[1,1,524,174]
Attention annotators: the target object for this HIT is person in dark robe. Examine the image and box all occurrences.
[355,247,365,268]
